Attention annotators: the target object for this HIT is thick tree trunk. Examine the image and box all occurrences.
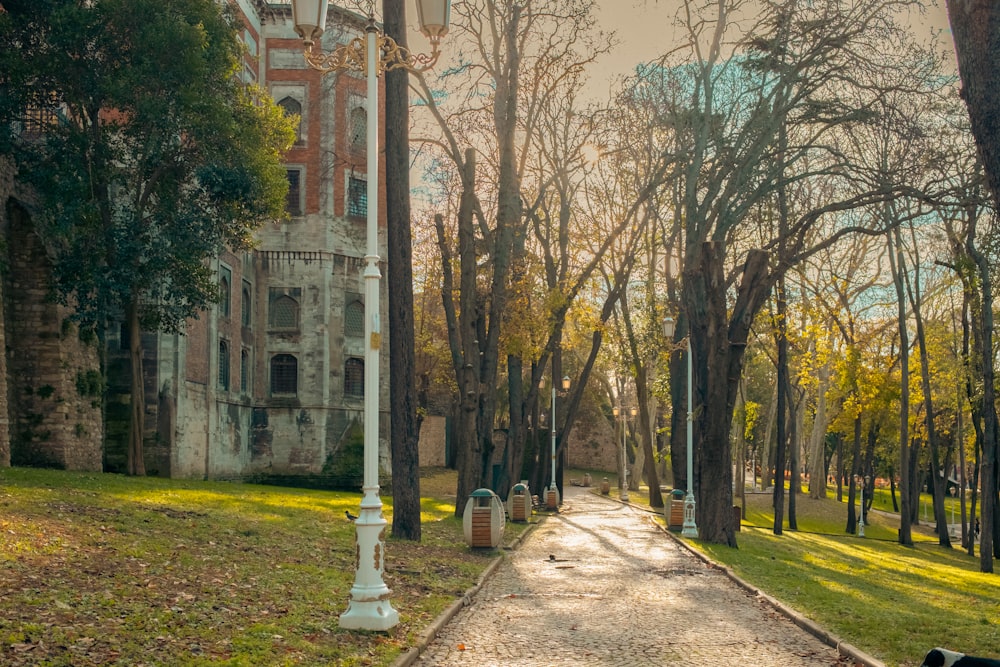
[947,0,1000,573]
[683,244,772,546]
[126,296,146,477]
[383,0,420,541]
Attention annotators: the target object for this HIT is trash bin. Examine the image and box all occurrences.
[463,488,505,548]
[733,504,742,532]
[667,489,685,531]
[582,473,592,487]
[600,477,610,495]
[508,483,531,522]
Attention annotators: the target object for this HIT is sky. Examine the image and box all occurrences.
[589,0,954,93]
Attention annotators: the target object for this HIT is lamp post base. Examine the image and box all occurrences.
[339,494,399,631]
[681,492,698,538]
[545,487,560,510]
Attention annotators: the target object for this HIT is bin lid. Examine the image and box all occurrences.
[512,483,527,493]
[671,489,685,498]
[471,488,495,498]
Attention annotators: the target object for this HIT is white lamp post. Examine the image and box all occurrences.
[613,406,628,501]
[548,374,570,508]
[857,474,866,538]
[663,316,697,538]
[290,0,450,632]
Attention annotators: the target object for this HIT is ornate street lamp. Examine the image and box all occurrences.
[547,374,571,509]
[663,316,698,538]
[613,405,638,502]
[289,0,450,632]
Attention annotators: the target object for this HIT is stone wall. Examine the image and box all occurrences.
[2,196,103,471]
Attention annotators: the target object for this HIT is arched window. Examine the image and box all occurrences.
[278,96,303,143]
[219,268,231,317]
[218,340,230,391]
[350,107,366,150]
[270,295,299,329]
[344,300,364,338]
[241,283,252,327]
[270,354,298,395]
[344,358,364,397]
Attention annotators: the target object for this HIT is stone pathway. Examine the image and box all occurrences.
[414,486,850,666]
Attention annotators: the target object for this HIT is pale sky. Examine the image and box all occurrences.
[589,0,954,93]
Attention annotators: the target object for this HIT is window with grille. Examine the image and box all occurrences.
[350,107,366,150]
[347,176,367,218]
[240,349,250,393]
[345,300,364,338]
[241,282,252,327]
[270,295,299,329]
[271,354,298,395]
[344,358,364,398]
[219,266,231,317]
[219,340,230,391]
[286,168,302,216]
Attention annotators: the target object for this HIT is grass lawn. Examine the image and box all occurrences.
[623,480,1000,667]
[0,466,529,666]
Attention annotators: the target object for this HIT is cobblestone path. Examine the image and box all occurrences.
[415,486,850,666]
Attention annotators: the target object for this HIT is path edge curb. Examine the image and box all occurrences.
[391,518,543,667]
[655,516,887,667]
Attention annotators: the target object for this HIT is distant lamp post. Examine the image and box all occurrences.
[289,0,450,632]
[856,474,867,538]
[613,406,629,501]
[663,316,697,538]
[548,374,571,508]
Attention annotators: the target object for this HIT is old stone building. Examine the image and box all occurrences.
[137,1,394,481]
[0,1,404,481]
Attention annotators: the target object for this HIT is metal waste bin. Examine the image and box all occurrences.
[463,488,505,548]
[600,477,610,495]
[508,482,531,522]
[668,489,685,531]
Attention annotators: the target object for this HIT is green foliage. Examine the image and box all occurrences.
[322,420,366,489]
[0,0,295,333]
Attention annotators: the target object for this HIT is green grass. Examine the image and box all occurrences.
[618,481,999,666]
[0,467,529,666]
[662,488,1000,667]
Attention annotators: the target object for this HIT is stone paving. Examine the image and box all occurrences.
[414,486,852,667]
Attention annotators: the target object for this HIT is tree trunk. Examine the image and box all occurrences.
[684,244,771,547]
[888,226,913,545]
[383,0,421,541]
[808,363,830,499]
[126,296,146,477]
[788,380,801,531]
[773,277,788,535]
[947,0,1000,574]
